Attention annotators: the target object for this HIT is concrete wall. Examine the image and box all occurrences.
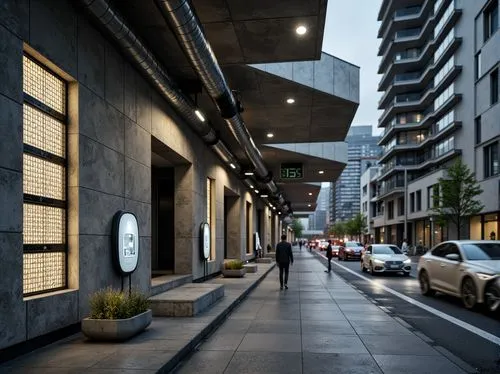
[0,0,280,350]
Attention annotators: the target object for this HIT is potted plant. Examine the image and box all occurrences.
[222,259,247,278]
[81,288,152,341]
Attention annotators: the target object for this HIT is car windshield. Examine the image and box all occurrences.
[372,246,402,255]
[462,243,500,260]
[346,242,362,247]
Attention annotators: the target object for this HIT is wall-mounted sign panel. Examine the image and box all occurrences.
[280,163,303,179]
[199,222,210,260]
[112,211,140,275]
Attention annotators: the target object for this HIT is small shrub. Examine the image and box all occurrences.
[225,259,244,270]
[89,288,150,320]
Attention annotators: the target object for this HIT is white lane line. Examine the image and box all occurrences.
[317,252,500,346]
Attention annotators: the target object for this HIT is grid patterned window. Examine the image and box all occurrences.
[22,55,67,296]
[206,178,215,260]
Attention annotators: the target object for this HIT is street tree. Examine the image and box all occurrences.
[350,213,368,241]
[329,222,345,239]
[432,158,484,239]
[291,218,304,239]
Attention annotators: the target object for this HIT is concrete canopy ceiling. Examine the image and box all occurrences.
[278,183,321,213]
[113,0,327,81]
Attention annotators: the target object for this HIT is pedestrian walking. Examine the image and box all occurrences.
[325,239,333,273]
[276,234,294,290]
[299,240,303,250]
[401,238,409,254]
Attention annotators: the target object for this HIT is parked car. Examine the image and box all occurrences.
[361,244,411,276]
[339,241,364,261]
[417,240,500,310]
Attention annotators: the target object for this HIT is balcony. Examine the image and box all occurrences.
[379,65,462,125]
[378,0,462,75]
[378,35,462,95]
[378,92,462,144]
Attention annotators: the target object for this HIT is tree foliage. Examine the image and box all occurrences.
[432,158,484,239]
[329,222,346,238]
[349,213,368,240]
[291,218,304,239]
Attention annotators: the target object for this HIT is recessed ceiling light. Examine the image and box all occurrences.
[244,171,254,176]
[249,184,254,189]
[318,170,324,174]
[308,204,311,207]
[260,194,269,198]
[267,133,274,138]
[296,25,307,35]
[194,110,205,122]
[278,212,281,215]
[273,207,276,210]
[286,98,295,104]
[308,192,313,196]
[230,163,236,169]
[255,189,259,194]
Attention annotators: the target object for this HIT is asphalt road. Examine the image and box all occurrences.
[316,251,500,374]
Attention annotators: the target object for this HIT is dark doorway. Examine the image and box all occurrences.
[224,196,229,259]
[152,167,175,275]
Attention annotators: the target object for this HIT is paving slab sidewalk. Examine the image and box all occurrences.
[0,262,275,374]
[172,249,471,374]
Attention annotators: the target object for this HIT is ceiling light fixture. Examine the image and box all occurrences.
[286,98,295,104]
[296,25,307,35]
[318,170,324,174]
[273,207,276,210]
[267,133,274,138]
[249,184,254,189]
[308,204,311,207]
[261,194,269,198]
[255,189,259,194]
[278,212,282,215]
[308,192,313,196]
[194,110,205,122]
[229,163,236,169]
[244,171,254,176]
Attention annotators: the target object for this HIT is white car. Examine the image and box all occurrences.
[361,244,412,276]
[417,240,500,310]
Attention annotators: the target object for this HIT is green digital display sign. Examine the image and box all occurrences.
[280,163,303,179]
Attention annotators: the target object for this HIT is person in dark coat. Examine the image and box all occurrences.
[325,239,333,273]
[276,234,294,290]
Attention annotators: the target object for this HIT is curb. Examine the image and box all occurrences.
[157,263,277,373]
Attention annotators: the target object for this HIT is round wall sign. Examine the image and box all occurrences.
[112,211,140,275]
[199,222,210,260]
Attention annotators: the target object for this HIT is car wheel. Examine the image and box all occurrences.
[461,277,478,310]
[419,270,435,296]
[361,261,367,272]
[484,283,500,313]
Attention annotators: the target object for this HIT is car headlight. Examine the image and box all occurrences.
[476,273,496,280]
[345,249,352,252]
[404,259,411,264]
[373,258,384,264]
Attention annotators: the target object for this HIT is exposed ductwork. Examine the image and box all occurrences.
[78,0,245,181]
[155,0,279,195]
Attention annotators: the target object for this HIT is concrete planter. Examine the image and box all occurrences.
[222,268,246,278]
[81,309,152,341]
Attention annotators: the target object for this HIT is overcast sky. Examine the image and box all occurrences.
[322,0,383,135]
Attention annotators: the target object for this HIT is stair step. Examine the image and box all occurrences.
[149,283,225,317]
[150,274,193,296]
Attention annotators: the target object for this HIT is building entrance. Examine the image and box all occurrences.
[151,166,175,275]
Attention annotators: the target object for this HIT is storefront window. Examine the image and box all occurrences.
[484,214,498,240]
[470,216,482,240]
[416,220,424,246]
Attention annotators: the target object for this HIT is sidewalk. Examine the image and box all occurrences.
[0,263,276,373]
[173,249,468,374]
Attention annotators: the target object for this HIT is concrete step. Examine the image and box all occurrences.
[150,274,193,296]
[243,263,258,273]
[149,283,225,317]
[256,257,273,264]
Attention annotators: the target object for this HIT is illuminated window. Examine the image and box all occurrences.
[206,178,215,260]
[22,55,67,296]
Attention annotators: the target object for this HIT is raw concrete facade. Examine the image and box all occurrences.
[0,0,359,354]
[374,0,500,247]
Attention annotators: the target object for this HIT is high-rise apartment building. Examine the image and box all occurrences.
[374,0,499,247]
[330,126,381,223]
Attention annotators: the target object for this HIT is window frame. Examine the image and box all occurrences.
[484,0,499,42]
[484,141,499,178]
[490,68,499,105]
[22,54,68,297]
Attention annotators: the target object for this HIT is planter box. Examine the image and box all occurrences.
[243,263,258,273]
[222,268,246,278]
[81,309,152,341]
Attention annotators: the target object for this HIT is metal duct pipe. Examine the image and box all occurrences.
[78,0,245,171]
[156,0,279,195]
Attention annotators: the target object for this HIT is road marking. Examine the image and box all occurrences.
[316,252,500,346]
